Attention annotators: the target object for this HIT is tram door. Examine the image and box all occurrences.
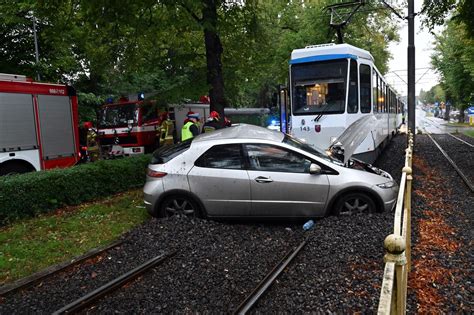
[278,85,290,133]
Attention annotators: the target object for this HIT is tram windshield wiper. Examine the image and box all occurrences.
[314,103,333,122]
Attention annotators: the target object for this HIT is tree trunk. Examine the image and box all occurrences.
[202,0,226,125]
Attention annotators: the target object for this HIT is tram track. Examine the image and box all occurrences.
[447,133,474,147]
[0,240,124,297]
[53,251,176,314]
[233,238,309,315]
[426,133,473,192]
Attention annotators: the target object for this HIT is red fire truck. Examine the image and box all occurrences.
[0,74,80,175]
[96,97,164,157]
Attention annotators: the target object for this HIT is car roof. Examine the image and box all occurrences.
[193,124,284,143]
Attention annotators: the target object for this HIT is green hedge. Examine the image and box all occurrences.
[0,155,151,225]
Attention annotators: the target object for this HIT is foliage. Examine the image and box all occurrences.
[0,189,148,283]
[421,0,474,38]
[1,1,399,108]
[419,85,446,105]
[431,19,474,120]
[0,155,150,225]
[77,92,104,124]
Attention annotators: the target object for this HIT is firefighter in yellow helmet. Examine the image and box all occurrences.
[181,112,200,141]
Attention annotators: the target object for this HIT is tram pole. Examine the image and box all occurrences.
[407,0,415,140]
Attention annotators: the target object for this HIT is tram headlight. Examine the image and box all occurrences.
[376,180,397,189]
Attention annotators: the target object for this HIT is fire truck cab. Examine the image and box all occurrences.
[0,74,79,175]
[97,98,162,157]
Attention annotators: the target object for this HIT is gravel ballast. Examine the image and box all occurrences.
[2,133,471,313]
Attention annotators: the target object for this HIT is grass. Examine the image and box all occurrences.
[448,122,470,127]
[464,130,474,138]
[0,189,149,284]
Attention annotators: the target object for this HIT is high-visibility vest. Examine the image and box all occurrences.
[181,121,195,141]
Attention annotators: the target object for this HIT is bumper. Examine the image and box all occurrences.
[143,177,165,215]
[372,184,399,212]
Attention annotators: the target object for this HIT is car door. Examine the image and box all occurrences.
[187,143,251,217]
[244,143,330,217]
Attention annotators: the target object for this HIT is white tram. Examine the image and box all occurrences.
[279,43,405,164]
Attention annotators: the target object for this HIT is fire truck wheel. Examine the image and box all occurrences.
[0,161,34,176]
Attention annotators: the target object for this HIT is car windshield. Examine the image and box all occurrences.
[291,59,348,115]
[283,135,343,165]
[98,103,138,128]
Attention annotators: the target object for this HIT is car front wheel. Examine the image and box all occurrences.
[159,195,200,218]
[333,192,377,216]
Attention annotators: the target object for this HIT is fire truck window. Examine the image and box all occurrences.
[142,104,158,122]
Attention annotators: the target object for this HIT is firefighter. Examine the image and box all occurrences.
[181,112,200,141]
[202,111,223,133]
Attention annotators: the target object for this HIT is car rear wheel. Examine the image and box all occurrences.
[160,195,200,218]
[333,192,377,216]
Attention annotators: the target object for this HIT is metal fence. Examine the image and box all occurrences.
[378,131,414,315]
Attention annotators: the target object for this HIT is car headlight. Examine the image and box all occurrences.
[376,181,397,189]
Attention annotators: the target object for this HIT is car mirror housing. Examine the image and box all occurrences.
[309,163,322,175]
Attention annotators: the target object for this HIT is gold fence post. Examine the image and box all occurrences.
[403,166,413,272]
[384,234,407,315]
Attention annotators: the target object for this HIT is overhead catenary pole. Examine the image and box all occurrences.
[32,14,41,81]
[407,0,415,138]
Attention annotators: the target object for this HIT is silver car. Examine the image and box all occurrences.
[143,124,398,218]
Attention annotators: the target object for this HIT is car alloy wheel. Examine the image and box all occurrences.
[161,196,197,217]
[334,192,376,216]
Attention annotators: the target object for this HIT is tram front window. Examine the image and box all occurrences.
[291,59,348,115]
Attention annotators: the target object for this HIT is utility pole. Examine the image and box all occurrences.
[32,14,41,81]
[407,0,415,139]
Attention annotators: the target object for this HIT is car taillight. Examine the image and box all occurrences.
[147,168,167,178]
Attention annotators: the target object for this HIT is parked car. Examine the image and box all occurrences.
[143,124,398,219]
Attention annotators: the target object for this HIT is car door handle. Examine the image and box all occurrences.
[255,176,273,183]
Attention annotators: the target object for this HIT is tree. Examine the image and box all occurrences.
[421,0,474,38]
[431,20,474,122]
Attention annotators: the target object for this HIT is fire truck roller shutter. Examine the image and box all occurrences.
[37,95,75,160]
[0,93,38,151]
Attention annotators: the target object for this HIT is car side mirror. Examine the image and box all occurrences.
[309,163,321,175]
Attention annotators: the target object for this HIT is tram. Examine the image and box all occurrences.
[279,43,405,164]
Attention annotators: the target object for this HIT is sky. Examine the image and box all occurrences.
[385,2,441,97]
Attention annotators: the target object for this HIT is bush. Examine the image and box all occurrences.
[0,155,151,225]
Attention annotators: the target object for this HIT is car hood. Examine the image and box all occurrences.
[344,158,394,181]
[327,115,377,165]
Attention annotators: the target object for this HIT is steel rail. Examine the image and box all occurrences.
[233,239,308,315]
[427,133,474,192]
[447,133,474,148]
[0,240,123,296]
[53,251,176,315]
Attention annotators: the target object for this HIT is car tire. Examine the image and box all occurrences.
[159,195,201,218]
[333,192,377,216]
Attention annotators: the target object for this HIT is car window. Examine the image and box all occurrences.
[195,144,243,169]
[282,135,343,166]
[151,139,192,164]
[245,144,311,173]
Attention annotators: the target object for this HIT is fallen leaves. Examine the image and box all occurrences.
[409,156,463,313]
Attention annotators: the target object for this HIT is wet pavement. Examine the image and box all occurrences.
[416,108,474,134]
